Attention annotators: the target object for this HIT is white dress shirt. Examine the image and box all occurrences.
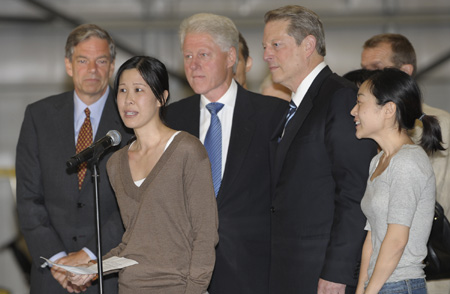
[199,80,237,179]
[74,87,109,143]
[290,61,327,108]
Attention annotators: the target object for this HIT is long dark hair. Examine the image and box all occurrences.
[365,68,444,154]
[114,56,170,120]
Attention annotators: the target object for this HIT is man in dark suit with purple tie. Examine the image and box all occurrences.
[262,5,377,294]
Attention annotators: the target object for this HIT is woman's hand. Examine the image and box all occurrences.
[66,260,98,287]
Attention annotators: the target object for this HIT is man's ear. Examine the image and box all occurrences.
[228,47,237,68]
[245,56,253,73]
[400,64,414,76]
[109,60,116,78]
[303,35,317,57]
[65,58,73,77]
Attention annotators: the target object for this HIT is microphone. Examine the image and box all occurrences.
[66,130,122,168]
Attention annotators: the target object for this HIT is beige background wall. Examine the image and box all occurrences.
[1,0,450,171]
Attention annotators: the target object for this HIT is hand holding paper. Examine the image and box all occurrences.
[40,256,138,275]
[41,256,138,287]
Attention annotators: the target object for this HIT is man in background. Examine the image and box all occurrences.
[260,73,291,101]
[234,32,253,89]
[16,24,132,293]
[361,33,450,294]
[165,13,287,294]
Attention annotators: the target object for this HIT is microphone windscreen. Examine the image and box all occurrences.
[107,130,122,146]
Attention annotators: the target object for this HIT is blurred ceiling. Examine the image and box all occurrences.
[4,0,450,28]
[2,0,450,80]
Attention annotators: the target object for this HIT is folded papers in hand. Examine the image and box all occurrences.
[40,256,138,275]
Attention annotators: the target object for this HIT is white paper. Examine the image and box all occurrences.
[40,256,138,275]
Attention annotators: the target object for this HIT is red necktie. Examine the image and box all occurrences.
[76,108,93,189]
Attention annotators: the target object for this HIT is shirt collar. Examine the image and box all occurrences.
[291,61,327,107]
[74,87,110,124]
[200,79,237,110]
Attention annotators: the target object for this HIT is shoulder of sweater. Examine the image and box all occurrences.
[176,131,203,148]
[107,144,128,169]
[174,132,208,157]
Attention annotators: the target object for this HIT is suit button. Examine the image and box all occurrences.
[72,236,77,241]
[271,206,275,213]
[77,202,85,208]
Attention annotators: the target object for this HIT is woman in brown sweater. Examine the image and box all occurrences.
[70,56,218,293]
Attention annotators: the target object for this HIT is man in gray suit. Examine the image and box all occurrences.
[16,24,132,293]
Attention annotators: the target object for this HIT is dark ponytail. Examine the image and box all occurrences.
[420,114,445,154]
[366,68,445,154]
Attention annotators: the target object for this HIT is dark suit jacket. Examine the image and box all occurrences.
[269,67,377,293]
[165,84,288,294]
[16,90,133,294]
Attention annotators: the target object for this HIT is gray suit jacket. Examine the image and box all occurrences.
[16,90,133,294]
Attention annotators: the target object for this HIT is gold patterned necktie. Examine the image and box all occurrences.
[76,108,93,189]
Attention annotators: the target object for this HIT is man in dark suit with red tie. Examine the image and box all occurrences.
[165,13,287,294]
[16,24,132,293]
[262,6,377,294]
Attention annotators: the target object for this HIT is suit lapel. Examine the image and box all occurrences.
[182,96,201,138]
[277,94,312,152]
[217,86,255,205]
[96,92,123,142]
[78,92,123,192]
[273,66,332,185]
[53,92,76,151]
[52,92,78,191]
[273,94,313,182]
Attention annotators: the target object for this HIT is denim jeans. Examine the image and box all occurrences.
[378,278,427,294]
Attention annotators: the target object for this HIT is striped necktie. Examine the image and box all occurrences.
[204,102,224,197]
[279,100,297,142]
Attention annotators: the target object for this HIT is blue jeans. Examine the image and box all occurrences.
[378,278,427,294]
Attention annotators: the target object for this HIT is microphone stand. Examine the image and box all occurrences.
[67,130,121,294]
[88,150,105,294]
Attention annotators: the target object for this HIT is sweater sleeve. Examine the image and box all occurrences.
[183,140,219,294]
[103,152,127,261]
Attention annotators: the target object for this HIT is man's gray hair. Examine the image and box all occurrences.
[65,24,116,61]
[264,5,326,57]
[179,13,239,70]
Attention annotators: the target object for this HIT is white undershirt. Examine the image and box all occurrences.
[133,131,181,187]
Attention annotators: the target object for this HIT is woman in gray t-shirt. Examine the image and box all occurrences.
[350,68,444,294]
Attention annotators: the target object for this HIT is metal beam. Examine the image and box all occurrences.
[24,0,188,84]
[416,49,450,81]
[0,15,54,23]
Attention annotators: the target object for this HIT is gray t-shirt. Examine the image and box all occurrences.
[361,144,435,283]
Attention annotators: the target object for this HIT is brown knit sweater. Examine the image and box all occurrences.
[105,131,219,294]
